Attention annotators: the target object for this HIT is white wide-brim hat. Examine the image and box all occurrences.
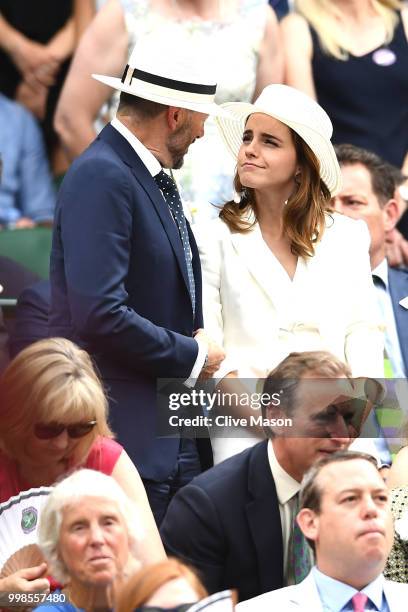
[216,84,342,195]
[93,25,228,117]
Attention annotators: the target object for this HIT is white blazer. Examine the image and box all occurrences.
[236,572,408,611]
[194,212,384,379]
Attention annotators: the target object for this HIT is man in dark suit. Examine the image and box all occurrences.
[8,279,49,358]
[48,29,225,523]
[333,144,408,464]
[334,144,408,377]
[161,351,372,602]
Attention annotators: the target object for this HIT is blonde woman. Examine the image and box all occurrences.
[0,338,165,594]
[195,84,383,461]
[281,0,408,174]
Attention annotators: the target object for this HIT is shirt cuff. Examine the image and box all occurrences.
[184,337,207,388]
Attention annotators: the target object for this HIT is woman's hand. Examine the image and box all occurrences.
[15,80,48,120]
[9,36,59,85]
[386,227,408,268]
[0,562,50,593]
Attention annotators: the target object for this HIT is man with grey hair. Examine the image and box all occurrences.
[238,451,408,611]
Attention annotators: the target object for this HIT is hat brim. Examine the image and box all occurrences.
[216,101,342,196]
[92,74,230,117]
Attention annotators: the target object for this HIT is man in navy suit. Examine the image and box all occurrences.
[333,145,408,379]
[161,351,373,601]
[333,144,408,464]
[48,29,225,523]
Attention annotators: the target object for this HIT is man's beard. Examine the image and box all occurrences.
[167,122,193,170]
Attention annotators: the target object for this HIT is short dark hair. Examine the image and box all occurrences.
[261,351,352,435]
[335,143,396,205]
[300,450,379,514]
[117,92,168,119]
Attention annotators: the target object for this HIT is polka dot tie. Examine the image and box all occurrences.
[351,592,368,612]
[155,170,195,315]
[290,495,312,583]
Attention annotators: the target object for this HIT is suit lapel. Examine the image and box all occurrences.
[245,442,284,593]
[287,574,323,611]
[98,124,192,303]
[388,267,408,374]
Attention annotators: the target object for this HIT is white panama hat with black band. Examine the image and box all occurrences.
[215,84,342,196]
[93,25,228,117]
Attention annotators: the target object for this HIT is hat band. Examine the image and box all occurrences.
[120,65,216,96]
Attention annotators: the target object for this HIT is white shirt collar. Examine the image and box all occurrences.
[111,117,162,177]
[372,258,389,289]
[268,439,300,505]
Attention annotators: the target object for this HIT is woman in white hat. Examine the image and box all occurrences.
[195,84,384,461]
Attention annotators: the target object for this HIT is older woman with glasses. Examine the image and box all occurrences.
[0,337,165,593]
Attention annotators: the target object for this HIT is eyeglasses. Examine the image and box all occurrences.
[34,421,97,440]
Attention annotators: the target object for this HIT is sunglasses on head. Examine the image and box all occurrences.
[34,420,97,440]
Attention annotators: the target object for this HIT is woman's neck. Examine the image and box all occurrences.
[65,581,112,612]
[254,186,292,237]
[334,0,378,23]
[17,460,70,488]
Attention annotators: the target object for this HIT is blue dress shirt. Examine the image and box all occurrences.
[313,567,390,611]
[0,94,55,226]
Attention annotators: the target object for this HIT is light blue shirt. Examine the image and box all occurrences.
[0,94,55,226]
[313,567,390,612]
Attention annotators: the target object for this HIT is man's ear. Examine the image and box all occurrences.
[297,508,318,543]
[167,106,186,131]
[265,403,292,436]
[383,198,399,233]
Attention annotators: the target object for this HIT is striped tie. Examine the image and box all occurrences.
[155,170,195,315]
[290,495,312,583]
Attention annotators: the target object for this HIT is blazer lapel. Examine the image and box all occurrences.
[388,267,408,374]
[245,442,284,593]
[98,124,192,302]
[287,574,323,611]
[230,224,293,313]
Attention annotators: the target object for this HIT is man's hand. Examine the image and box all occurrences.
[0,563,50,593]
[194,329,225,379]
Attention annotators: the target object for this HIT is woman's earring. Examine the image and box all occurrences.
[294,172,301,186]
[235,188,250,209]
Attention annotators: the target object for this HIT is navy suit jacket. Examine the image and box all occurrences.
[8,279,49,358]
[160,441,284,602]
[49,124,211,480]
[388,266,408,374]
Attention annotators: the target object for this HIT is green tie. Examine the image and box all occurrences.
[290,495,312,583]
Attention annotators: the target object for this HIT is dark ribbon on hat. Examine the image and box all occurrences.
[120,65,216,95]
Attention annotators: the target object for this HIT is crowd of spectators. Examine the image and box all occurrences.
[1,0,408,610]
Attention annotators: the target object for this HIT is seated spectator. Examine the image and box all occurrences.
[116,559,233,612]
[160,351,377,602]
[8,279,49,358]
[281,0,408,172]
[332,143,408,464]
[237,451,408,610]
[0,337,165,594]
[35,469,142,612]
[0,94,55,228]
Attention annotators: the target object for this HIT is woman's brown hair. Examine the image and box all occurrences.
[219,130,332,258]
[115,559,208,612]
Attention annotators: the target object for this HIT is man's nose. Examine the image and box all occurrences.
[331,196,343,213]
[328,415,351,443]
[361,494,379,518]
